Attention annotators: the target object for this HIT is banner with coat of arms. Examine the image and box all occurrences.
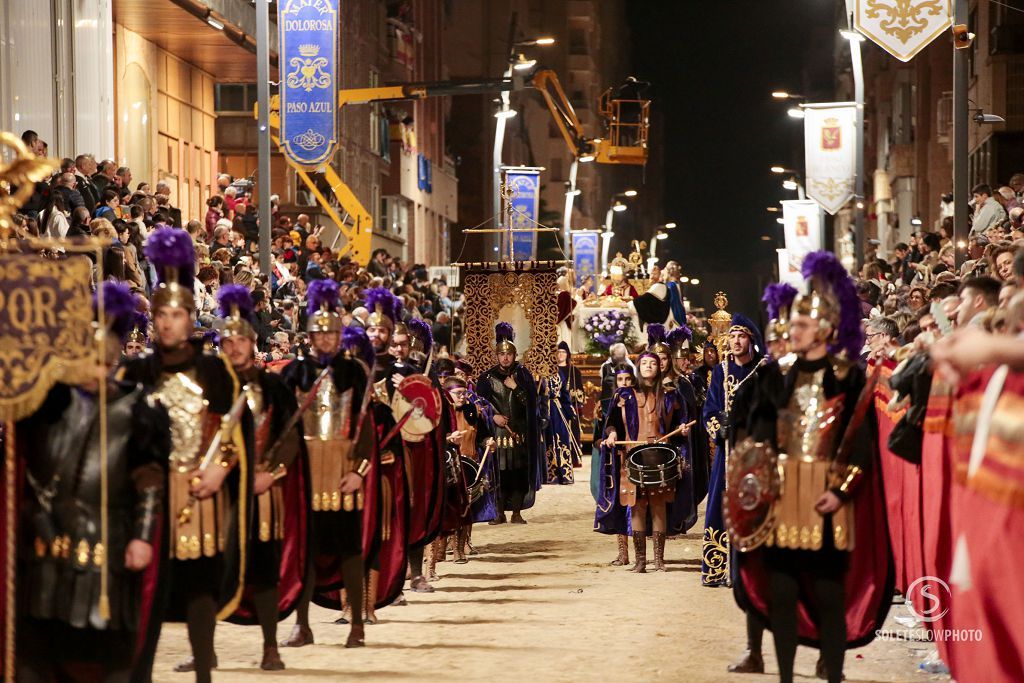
[804,103,857,216]
[780,200,824,284]
[854,0,952,62]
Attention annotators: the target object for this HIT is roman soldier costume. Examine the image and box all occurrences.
[476,323,545,524]
[280,279,375,649]
[729,251,892,683]
[216,285,308,671]
[121,228,254,683]
[365,288,445,595]
[16,282,170,681]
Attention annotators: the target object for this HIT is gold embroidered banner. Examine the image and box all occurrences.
[460,264,559,381]
[0,253,95,421]
[855,0,952,62]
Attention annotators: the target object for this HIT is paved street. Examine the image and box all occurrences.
[153,458,926,682]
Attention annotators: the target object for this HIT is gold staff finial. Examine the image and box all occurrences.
[0,131,59,243]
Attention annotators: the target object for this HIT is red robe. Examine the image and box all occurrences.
[947,367,1024,682]
[919,379,955,659]
[873,358,910,593]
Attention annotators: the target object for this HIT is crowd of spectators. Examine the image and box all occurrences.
[10,129,464,364]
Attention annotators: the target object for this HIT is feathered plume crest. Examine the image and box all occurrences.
[143,226,195,290]
[306,278,340,317]
[217,284,255,322]
[646,323,666,349]
[131,310,149,337]
[495,321,515,343]
[364,287,402,324]
[408,318,433,355]
[342,326,376,369]
[800,250,864,357]
[666,325,692,349]
[762,283,799,321]
[93,281,138,343]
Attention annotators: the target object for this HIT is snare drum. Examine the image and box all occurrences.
[625,443,682,488]
[461,456,488,503]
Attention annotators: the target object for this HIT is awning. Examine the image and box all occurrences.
[112,0,278,81]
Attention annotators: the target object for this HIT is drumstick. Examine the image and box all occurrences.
[611,421,696,447]
[655,420,696,443]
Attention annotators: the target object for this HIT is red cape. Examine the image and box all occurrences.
[735,444,894,647]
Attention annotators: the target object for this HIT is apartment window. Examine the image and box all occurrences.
[990,0,1024,55]
[969,8,978,80]
[215,84,257,113]
[369,69,381,156]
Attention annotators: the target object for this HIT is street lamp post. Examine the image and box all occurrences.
[492,14,554,257]
[953,0,969,267]
[842,28,867,270]
[599,191,636,275]
[647,231,668,273]
[255,0,272,277]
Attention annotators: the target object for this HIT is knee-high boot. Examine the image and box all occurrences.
[629,532,647,573]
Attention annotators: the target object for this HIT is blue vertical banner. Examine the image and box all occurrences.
[571,230,599,292]
[504,168,541,261]
[278,0,338,167]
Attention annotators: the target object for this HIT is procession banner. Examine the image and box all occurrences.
[278,0,338,167]
[571,230,599,292]
[854,0,951,62]
[781,200,824,280]
[804,103,857,215]
[0,253,95,421]
[504,168,541,261]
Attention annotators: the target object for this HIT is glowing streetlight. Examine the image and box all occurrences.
[623,189,638,197]
[787,108,805,119]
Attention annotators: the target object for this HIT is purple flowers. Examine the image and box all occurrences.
[583,309,633,353]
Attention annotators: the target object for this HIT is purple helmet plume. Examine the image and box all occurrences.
[408,318,433,356]
[800,250,864,357]
[762,282,799,321]
[94,281,138,344]
[217,283,255,322]
[144,226,195,290]
[342,326,376,369]
[306,278,340,317]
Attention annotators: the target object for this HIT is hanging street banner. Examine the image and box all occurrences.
[777,248,802,287]
[854,0,952,62]
[781,200,824,282]
[278,0,338,167]
[571,230,599,292]
[504,167,542,261]
[804,103,857,215]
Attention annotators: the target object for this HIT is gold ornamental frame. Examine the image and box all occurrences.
[461,264,560,381]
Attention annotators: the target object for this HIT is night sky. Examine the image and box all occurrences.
[626,0,838,319]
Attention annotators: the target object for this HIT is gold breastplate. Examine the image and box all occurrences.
[300,374,353,442]
[153,371,208,472]
[777,369,843,461]
[771,368,854,551]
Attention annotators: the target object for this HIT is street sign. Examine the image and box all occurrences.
[277,0,338,167]
[854,0,952,62]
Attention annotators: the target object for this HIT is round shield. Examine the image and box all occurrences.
[392,374,441,440]
[724,438,781,552]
